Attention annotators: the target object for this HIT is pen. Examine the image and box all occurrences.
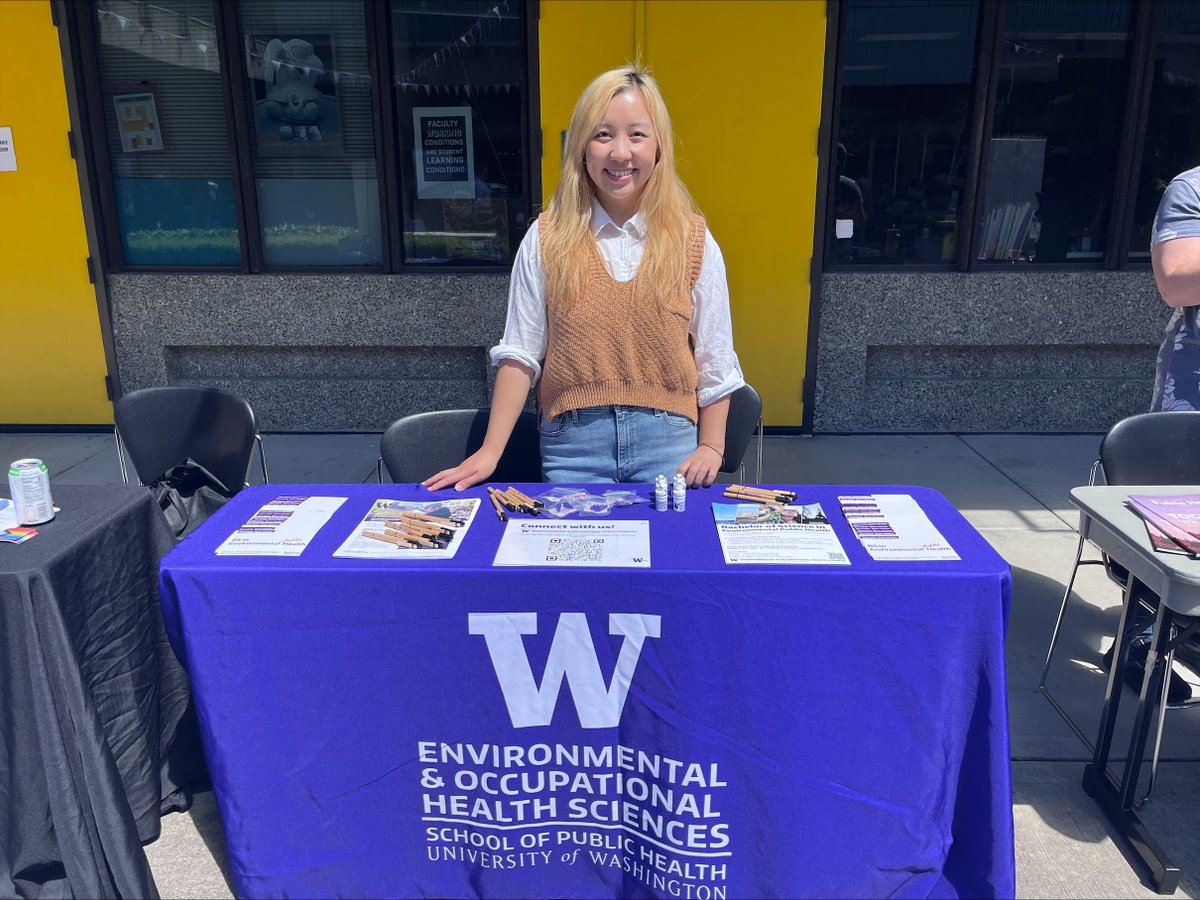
[398,512,454,538]
[404,510,464,527]
[362,529,421,548]
[386,524,444,547]
[384,524,440,548]
[490,487,524,513]
[727,485,796,503]
[487,488,508,522]
[501,488,536,514]
[507,487,544,509]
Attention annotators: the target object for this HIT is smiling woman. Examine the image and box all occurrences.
[422,65,746,490]
[583,89,659,225]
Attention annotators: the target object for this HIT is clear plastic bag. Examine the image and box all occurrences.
[533,487,649,518]
[535,487,591,518]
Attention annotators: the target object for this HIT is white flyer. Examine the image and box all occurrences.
[493,519,650,568]
[838,493,960,561]
[713,502,850,565]
[0,498,17,530]
[333,497,480,560]
[215,495,346,556]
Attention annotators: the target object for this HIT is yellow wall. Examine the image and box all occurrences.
[0,1,109,424]
[539,0,826,426]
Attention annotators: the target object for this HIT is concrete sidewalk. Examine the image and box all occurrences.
[4,430,1199,899]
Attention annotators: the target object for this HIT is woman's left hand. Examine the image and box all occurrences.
[676,443,723,488]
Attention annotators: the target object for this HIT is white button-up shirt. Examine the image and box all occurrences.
[489,202,745,408]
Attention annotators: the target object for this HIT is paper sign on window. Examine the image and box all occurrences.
[413,106,474,200]
[113,89,164,153]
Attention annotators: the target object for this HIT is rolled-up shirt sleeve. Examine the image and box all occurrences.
[1153,173,1200,245]
[691,230,746,407]
[489,219,547,382]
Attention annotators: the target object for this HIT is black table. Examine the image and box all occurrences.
[0,484,205,899]
[1070,485,1200,895]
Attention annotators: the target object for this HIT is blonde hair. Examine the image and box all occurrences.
[542,64,699,305]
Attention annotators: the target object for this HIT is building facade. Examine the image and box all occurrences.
[2,0,1193,433]
[812,0,1193,432]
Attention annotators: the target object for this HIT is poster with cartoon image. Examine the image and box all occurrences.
[248,33,343,157]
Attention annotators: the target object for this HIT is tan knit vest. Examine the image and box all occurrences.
[537,213,708,422]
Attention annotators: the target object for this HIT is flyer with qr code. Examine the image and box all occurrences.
[493,520,651,568]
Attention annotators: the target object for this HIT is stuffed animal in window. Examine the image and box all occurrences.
[262,38,325,125]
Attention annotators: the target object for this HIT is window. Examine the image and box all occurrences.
[92,0,240,266]
[1129,0,1200,260]
[391,1,528,266]
[829,0,981,265]
[824,0,1174,272]
[79,0,534,272]
[235,0,382,266]
[977,0,1133,264]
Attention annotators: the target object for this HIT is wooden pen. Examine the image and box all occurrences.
[388,522,445,545]
[398,512,453,537]
[724,489,792,504]
[507,487,544,509]
[489,486,522,513]
[503,488,539,514]
[487,488,508,522]
[362,529,421,548]
[384,524,439,548]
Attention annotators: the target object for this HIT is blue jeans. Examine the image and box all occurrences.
[538,405,697,483]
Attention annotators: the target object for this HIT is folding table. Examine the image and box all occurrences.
[160,483,1014,899]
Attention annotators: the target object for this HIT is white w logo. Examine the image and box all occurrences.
[468,613,661,729]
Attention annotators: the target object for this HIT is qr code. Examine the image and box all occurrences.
[546,537,605,562]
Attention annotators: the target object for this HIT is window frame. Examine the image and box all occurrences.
[823,0,1167,273]
[68,0,540,275]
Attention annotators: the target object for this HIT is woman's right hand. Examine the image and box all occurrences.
[421,447,501,492]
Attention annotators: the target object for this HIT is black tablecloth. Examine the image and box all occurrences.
[0,484,206,899]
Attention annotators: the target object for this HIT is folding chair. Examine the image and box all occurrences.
[378,409,541,484]
[113,386,269,493]
[1040,411,1200,802]
[722,383,764,483]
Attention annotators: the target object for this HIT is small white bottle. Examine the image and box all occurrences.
[654,475,669,512]
[672,474,686,512]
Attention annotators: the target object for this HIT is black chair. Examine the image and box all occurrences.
[113,386,268,493]
[379,409,541,483]
[1041,411,1200,801]
[722,383,764,482]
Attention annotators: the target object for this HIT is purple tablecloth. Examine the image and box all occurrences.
[160,483,1014,899]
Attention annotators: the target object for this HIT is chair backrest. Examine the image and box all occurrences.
[114,386,259,493]
[721,383,763,474]
[1100,411,1200,485]
[381,409,542,483]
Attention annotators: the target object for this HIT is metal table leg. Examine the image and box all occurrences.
[1083,578,1181,895]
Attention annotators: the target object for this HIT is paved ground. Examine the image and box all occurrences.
[4,429,1199,899]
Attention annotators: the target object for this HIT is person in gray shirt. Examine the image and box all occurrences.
[1151,165,1200,410]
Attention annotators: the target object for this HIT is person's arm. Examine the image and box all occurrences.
[675,228,745,487]
[422,222,546,491]
[676,395,728,487]
[421,360,533,491]
[1151,175,1200,308]
[1152,238,1200,308]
